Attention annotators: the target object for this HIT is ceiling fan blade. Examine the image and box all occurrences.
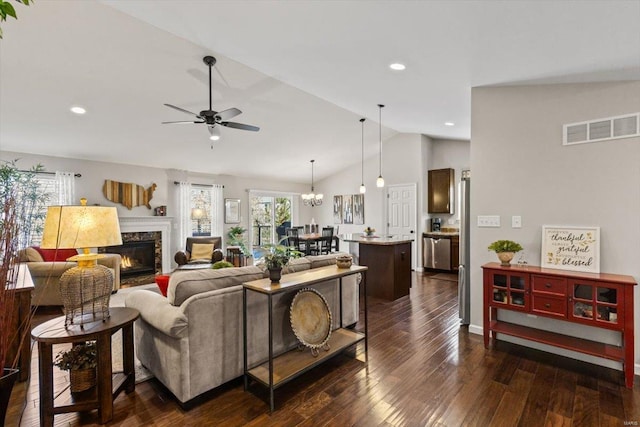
[162,120,205,124]
[216,108,242,121]
[164,103,202,119]
[221,121,260,132]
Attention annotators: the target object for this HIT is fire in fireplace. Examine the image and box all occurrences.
[104,240,156,278]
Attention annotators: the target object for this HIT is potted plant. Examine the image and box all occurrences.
[226,226,249,255]
[0,160,49,423]
[364,226,375,237]
[263,244,302,283]
[54,341,97,392]
[487,240,523,266]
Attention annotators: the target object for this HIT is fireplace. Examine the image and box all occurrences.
[106,240,156,278]
[100,229,163,286]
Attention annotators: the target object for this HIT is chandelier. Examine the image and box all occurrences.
[301,159,323,207]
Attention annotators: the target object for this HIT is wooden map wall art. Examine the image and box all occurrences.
[103,180,157,210]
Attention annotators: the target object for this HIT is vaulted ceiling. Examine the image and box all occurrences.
[1,1,638,182]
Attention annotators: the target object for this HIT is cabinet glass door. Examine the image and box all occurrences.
[490,272,528,310]
[570,280,620,327]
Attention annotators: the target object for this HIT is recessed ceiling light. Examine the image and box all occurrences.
[389,63,406,71]
[444,122,455,126]
[70,106,86,115]
[209,135,220,141]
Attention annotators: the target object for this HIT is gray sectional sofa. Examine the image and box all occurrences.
[125,252,359,405]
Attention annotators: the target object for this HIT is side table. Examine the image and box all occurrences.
[31,307,140,426]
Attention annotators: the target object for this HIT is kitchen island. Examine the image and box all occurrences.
[342,234,413,300]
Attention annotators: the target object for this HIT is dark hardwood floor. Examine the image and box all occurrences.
[7,272,640,426]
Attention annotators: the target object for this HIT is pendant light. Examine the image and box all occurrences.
[301,160,323,206]
[359,118,366,194]
[376,104,385,188]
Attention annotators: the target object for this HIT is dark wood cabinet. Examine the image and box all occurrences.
[428,168,454,214]
[360,242,411,300]
[482,262,636,388]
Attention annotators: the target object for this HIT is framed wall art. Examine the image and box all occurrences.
[224,198,241,224]
[333,195,343,224]
[541,225,600,273]
[342,195,353,224]
[352,194,364,225]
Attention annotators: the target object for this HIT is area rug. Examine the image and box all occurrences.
[430,273,458,282]
[110,283,159,383]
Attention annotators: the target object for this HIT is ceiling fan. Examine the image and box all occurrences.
[162,56,260,139]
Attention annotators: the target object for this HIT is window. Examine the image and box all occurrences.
[190,187,212,236]
[27,175,57,247]
[249,191,296,257]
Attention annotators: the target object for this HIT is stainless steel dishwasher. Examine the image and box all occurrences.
[423,235,451,270]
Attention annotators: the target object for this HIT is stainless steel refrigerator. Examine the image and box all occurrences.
[458,170,471,325]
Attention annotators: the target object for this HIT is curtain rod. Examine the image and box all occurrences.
[19,170,82,178]
[173,181,224,188]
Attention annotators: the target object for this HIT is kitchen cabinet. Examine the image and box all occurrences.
[428,168,454,214]
[482,262,636,388]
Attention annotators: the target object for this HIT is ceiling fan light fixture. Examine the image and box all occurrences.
[209,126,220,141]
[302,160,323,207]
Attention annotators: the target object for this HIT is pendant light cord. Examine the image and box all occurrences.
[360,118,365,185]
[378,104,384,176]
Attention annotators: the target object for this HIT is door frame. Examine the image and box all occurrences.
[386,182,418,270]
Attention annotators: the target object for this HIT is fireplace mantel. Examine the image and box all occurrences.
[118,217,172,273]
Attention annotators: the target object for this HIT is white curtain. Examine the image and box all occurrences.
[177,181,191,247]
[210,184,224,238]
[55,171,76,205]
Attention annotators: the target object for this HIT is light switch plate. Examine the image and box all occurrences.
[512,216,522,228]
[477,215,501,227]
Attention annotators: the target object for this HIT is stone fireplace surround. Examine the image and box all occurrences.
[116,217,172,274]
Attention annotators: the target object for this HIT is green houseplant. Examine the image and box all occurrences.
[226,226,249,255]
[54,341,97,392]
[263,244,302,283]
[0,160,49,423]
[487,240,523,266]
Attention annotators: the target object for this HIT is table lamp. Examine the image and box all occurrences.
[41,198,122,328]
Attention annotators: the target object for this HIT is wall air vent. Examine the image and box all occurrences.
[563,113,639,146]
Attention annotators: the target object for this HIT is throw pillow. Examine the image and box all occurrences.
[33,246,78,262]
[190,243,214,262]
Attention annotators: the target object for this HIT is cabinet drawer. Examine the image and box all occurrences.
[532,275,567,296]
[532,295,566,317]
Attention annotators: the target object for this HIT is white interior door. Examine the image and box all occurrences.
[387,183,417,269]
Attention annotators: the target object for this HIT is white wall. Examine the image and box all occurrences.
[426,139,471,228]
[315,132,425,267]
[1,151,310,262]
[470,81,640,369]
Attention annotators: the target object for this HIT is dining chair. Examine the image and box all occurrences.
[286,227,304,253]
[311,227,334,255]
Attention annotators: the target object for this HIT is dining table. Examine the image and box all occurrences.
[297,233,340,254]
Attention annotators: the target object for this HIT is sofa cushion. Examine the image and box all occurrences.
[306,252,349,269]
[168,265,265,306]
[19,247,44,262]
[34,246,78,262]
[190,243,215,262]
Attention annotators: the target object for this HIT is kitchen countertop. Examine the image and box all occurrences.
[341,234,414,245]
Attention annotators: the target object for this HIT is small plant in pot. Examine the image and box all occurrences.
[54,342,97,393]
[487,240,523,266]
[263,244,302,283]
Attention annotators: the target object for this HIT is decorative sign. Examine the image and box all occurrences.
[541,226,600,273]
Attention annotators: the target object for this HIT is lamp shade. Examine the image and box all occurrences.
[41,204,122,249]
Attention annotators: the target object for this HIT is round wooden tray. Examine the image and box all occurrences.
[290,288,332,354]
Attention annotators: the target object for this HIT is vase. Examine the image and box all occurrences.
[1,368,19,427]
[70,367,96,393]
[497,252,515,266]
[269,267,282,283]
